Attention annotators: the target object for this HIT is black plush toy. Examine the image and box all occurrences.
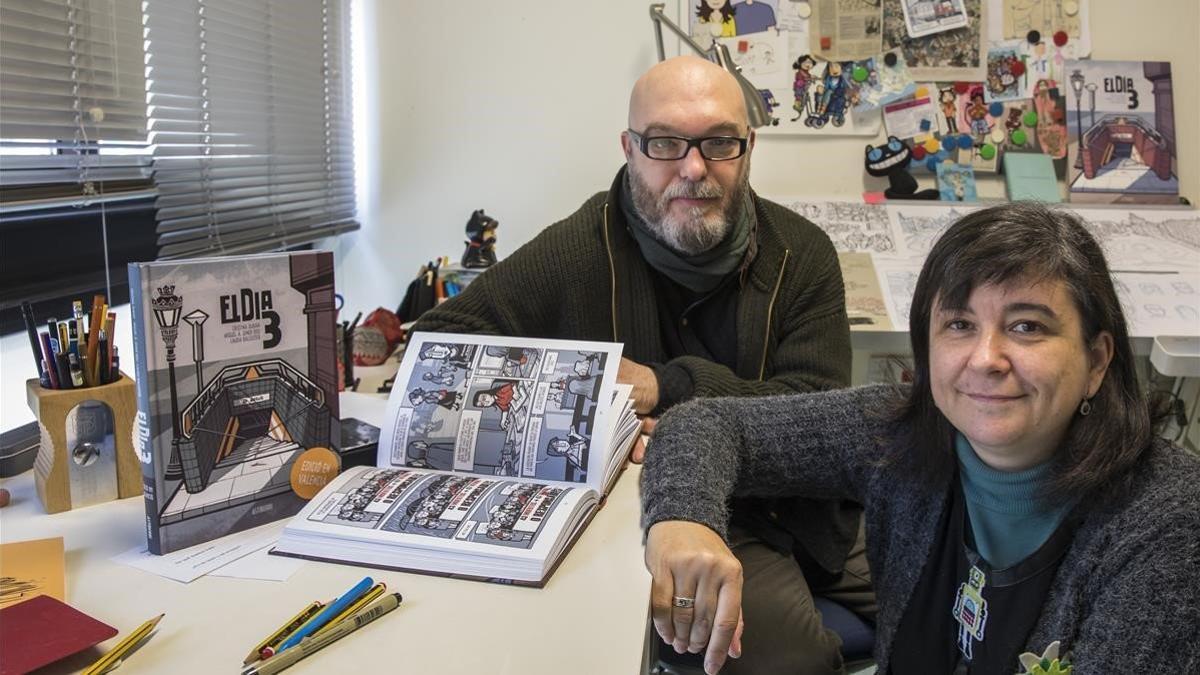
[864,136,939,200]
[461,209,499,268]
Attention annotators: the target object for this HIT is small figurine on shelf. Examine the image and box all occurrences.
[461,209,499,269]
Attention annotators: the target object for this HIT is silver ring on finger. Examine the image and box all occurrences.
[672,596,696,609]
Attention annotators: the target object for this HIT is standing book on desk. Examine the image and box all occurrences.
[272,331,641,586]
[129,252,340,554]
[1064,60,1178,204]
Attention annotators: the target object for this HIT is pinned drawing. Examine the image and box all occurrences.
[888,203,982,259]
[1111,272,1200,338]
[775,200,895,253]
[838,252,894,329]
[1071,209,1200,272]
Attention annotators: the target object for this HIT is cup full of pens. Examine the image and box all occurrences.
[22,297,142,513]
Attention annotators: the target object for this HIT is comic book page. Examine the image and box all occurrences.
[297,467,585,552]
[378,332,624,493]
[884,0,985,80]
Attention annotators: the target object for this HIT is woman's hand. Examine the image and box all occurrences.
[645,521,744,674]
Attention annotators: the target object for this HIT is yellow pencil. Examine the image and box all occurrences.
[82,613,164,675]
[311,582,387,640]
[243,601,324,665]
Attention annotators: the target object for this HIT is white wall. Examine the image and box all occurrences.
[335,0,1200,319]
[3,0,1197,433]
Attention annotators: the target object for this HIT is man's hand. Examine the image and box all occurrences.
[630,417,657,464]
[646,521,744,674]
[618,357,659,415]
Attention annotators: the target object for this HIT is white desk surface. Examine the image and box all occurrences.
[0,391,652,675]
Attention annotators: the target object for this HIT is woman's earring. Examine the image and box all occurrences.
[1079,398,1093,416]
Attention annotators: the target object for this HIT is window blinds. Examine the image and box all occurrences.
[0,0,151,203]
[145,0,357,259]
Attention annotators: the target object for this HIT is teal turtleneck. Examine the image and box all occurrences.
[954,433,1075,570]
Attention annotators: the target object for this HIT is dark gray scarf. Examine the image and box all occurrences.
[620,171,755,294]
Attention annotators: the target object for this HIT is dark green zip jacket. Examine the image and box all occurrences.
[414,168,859,573]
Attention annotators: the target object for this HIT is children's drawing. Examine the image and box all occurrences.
[717,29,789,87]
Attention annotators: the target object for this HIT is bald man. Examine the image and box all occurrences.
[414,57,871,673]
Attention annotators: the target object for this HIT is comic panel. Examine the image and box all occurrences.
[304,468,424,529]
[393,342,612,485]
[457,482,570,550]
[380,474,499,540]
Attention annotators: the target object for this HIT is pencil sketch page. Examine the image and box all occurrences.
[1072,208,1200,274]
[885,203,982,261]
[773,199,895,253]
[1002,0,1082,39]
[1112,272,1200,339]
[873,258,924,327]
[839,252,894,330]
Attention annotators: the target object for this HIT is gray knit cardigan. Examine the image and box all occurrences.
[641,384,1200,673]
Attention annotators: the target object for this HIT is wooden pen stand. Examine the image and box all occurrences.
[26,373,141,513]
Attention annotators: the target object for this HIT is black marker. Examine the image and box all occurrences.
[20,301,44,380]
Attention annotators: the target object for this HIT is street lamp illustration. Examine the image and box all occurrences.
[152,284,184,479]
[183,309,209,389]
[1085,82,1098,128]
[1069,70,1085,157]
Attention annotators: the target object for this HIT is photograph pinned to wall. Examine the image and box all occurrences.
[983,41,1026,103]
[901,0,971,39]
[1063,60,1178,204]
[765,56,882,136]
[936,162,978,201]
[955,82,995,141]
[808,0,883,61]
[884,0,985,80]
[848,51,917,113]
[686,0,781,48]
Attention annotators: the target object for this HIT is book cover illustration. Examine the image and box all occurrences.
[303,468,570,549]
[1064,60,1178,204]
[381,334,620,486]
[130,252,339,554]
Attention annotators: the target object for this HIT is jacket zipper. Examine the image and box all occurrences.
[602,203,618,342]
[758,248,789,380]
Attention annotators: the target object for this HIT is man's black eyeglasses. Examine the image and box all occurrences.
[628,129,749,161]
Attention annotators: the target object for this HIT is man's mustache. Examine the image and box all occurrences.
[662,181,723,202]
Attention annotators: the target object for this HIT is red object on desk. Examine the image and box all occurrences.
[0,595,117,675]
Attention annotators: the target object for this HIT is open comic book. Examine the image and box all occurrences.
[272,332,641,586]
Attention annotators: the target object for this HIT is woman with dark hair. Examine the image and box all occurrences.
[640,202,1199,674]
[695,0,736,38]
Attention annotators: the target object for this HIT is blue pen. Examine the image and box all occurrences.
[276,577,374,653]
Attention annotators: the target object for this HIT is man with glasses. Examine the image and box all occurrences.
[413,56,870,674]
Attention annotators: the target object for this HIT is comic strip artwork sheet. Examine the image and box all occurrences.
[379,332,624,491]
[298,466,587,553]
[769,199,1199,338]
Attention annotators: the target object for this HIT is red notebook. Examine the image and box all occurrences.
[0,595,117,675]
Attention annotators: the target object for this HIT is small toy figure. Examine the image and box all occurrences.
[808,61,849,128]
[966,91,991,138]
[1005,106,1024,133]
[790,55,817,122]
[864,136,939,200]
[461,209,498,269]
[939,87,958,134]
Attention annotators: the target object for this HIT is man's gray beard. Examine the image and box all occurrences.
[628,164,749,256]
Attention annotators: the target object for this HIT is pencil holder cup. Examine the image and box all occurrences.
[25,372,141,513]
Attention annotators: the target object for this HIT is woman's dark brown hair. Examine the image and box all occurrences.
[888,201,1161,499]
